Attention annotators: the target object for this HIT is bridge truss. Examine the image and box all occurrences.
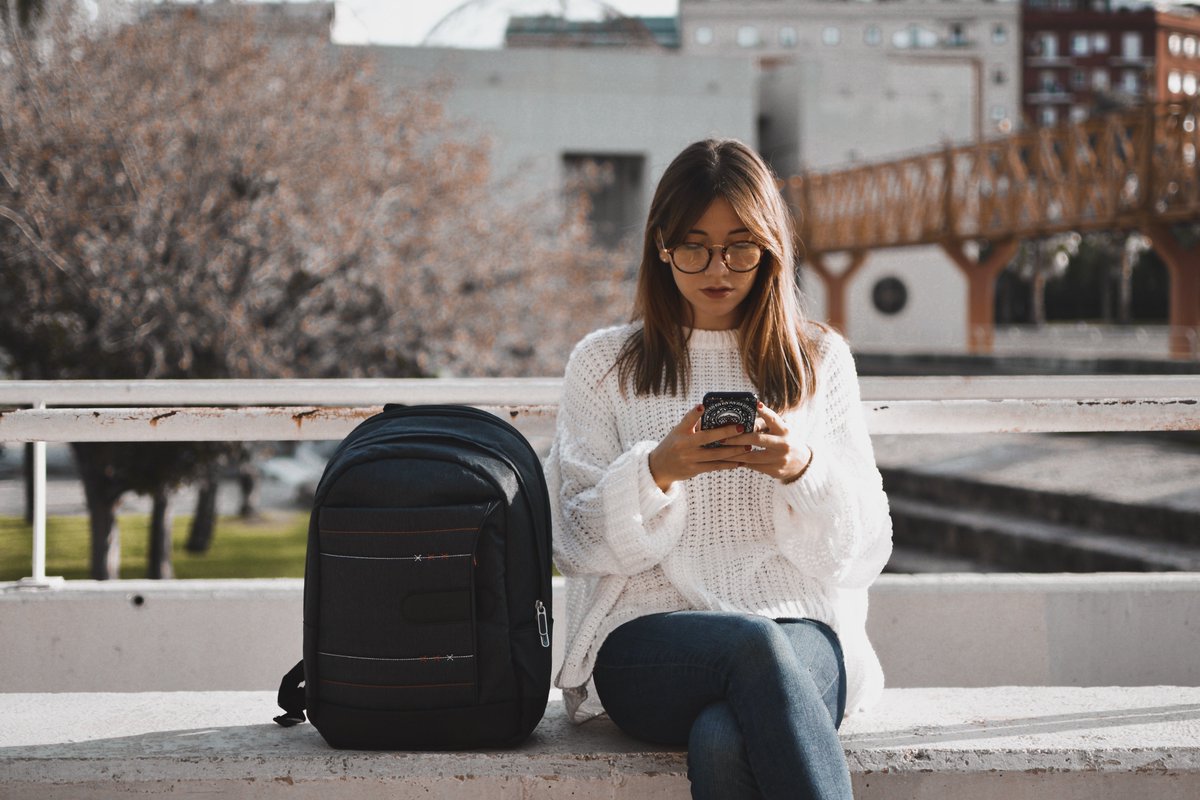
[787,100,1200,358]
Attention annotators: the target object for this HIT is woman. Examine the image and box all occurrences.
[547,138,892,799]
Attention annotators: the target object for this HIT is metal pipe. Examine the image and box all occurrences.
[32,401,46,583]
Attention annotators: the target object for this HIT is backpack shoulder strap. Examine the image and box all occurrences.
[273,659,307,727]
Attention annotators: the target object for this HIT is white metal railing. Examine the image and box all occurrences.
[2,376,1199,586]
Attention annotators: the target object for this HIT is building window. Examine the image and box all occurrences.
[993,66,1006,85]
[779,26,797,48]
[1092,69,1110,90]
[1041,106,1059,127]
[893,24,938,50]
[992,24,1007,45]
[990,104,1007,121]
[1169,70,1183,94]
[1071,33,1089,56]
[737,26,760,48]
[1071,69,1087,90]
[1122,70,1140,93]
[1040,70,1058,93]
[864,25,881,46]
[948,23,967,47]
[1170,34,1183,56]
[1054,0,1073,8]
[563,153,645,249]
[1122,32,1142,59]
[1037,32,1059,59]
[822,26,841,46]
[1186,37,1198,58]
[1071,106,1089,123]
[694,26,713,46]
[1185,73,1198,96]
[1092,33,1108,54]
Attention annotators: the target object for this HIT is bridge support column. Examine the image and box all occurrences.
[942,239,1019,355]
[806,251,867,335]
[1143,222,1200,360]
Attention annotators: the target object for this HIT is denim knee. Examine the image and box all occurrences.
[723,615,797,682]
[688,702,760,800]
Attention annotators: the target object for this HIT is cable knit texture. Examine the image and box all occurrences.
[548,322,893,724]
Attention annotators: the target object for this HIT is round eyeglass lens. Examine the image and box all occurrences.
[673,244,710,272]
[727,243,762,271]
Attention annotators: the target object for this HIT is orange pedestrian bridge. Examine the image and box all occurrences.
[787,100,1200,359]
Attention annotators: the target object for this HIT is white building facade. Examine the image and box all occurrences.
[680,0,1022,351]
[367,45,757,247]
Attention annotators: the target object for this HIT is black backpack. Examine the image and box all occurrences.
[274,404,553,750]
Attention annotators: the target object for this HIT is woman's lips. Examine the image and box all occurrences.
[701,288,733,299]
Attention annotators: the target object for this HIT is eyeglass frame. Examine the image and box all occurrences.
[655,230,765,274]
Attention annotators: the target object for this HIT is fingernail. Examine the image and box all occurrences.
[736,424,745,433]
[744,445,752,452]
[757,402,763,409]
[696,404,704,412]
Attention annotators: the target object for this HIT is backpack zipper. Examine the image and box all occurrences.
[535,600,550,648]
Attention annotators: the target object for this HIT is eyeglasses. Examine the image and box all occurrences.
[657,233,764,274]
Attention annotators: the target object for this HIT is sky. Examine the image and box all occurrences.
[331,0,680,47]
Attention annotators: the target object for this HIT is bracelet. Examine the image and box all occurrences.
[782,447,814,485]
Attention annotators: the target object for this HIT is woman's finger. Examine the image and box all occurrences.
[756,403,789,436]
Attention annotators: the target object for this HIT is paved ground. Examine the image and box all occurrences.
[871,432,1200,514]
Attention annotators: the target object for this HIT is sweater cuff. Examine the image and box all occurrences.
[777,441,834,515]
[599,440,686,572]
[634,439,683,517]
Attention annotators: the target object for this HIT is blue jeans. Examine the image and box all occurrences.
[592,612,850,800]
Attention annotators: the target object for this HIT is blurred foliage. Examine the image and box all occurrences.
[0,3,632,576]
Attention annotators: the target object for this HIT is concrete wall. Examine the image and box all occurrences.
[365,44,757,242]
[762,56,975,172]
[3,574,1198,692]
[842,246,968,352]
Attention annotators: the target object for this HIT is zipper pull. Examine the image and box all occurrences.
[535,600,550,648]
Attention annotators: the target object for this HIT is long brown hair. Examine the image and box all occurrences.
[615,138,820,411]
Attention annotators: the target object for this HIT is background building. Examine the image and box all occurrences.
[1022,3,1200,126]
[368,44,756,248]
[676,0,1024,351]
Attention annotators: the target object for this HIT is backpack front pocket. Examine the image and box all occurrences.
[315,503,494,711]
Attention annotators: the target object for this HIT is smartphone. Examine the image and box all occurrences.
[701,392,758,448]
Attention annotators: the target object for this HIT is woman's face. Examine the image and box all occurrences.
[664,196,759,331]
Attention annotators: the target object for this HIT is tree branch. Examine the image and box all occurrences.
[0,203,73,276]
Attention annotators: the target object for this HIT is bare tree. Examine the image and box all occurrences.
[0,5,631,577]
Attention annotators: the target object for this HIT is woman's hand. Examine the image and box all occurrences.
[648,404,745,492]
[725,403,814,484]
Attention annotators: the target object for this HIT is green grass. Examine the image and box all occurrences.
[0,512,309,581]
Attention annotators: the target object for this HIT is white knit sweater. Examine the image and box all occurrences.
[547,322,893,724]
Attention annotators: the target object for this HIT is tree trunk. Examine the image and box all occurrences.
[1118,237,1134,325]
[148,488,175,580]
[238,462,260,520]
[73,443,123,580]
[1031,269,1047,327]
[187,469,218,554]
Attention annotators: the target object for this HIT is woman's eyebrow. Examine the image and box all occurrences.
[687,227,751,236]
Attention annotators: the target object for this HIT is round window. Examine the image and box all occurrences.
[872,276,908,315]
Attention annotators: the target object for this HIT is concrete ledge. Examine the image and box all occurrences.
[1,688,1198,799]
[5,574,1200,692]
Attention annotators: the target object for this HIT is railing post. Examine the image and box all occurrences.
[18,401,64,590]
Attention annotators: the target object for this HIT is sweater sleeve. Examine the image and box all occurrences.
[547,335,689,578]
[770,333,893,589]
